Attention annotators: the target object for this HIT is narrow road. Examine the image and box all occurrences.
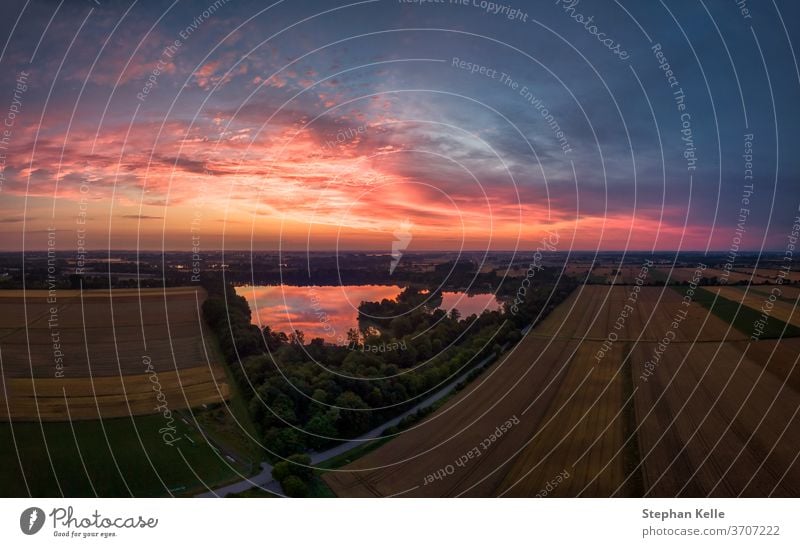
[195,462,281,497]
[195,348,502,497]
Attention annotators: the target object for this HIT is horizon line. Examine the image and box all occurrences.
[1,248,788,254]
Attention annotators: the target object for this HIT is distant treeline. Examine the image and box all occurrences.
[222,259,504,292]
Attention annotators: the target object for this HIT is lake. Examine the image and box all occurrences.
[235,285,502,344]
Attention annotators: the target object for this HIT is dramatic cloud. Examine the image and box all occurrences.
[0,0,797,252]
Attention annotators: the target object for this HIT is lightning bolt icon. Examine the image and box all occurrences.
[28,508,39,531]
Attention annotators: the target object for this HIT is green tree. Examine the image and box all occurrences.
[285,454,313,481]
[305,413,338,449]
[334,391,371,436]
[389,316,413,337]
[264,427,305,456]
[272,461,291,483]
[346,327,361,347]
[282,475,309,497]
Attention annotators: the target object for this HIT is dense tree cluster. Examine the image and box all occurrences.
[201,277,264,362]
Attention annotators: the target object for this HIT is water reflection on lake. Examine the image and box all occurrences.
[235,285,502,344]
[439,292,503,317]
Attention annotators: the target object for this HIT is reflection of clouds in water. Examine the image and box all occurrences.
[236,285,402,342]
[440,292,502,317]
[236,285,503,343]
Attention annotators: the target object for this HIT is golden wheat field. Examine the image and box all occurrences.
[709,286,800,328]
[0,287,229,421]
[323,285,800,497]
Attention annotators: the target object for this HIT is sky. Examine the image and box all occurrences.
[0,0,798,253]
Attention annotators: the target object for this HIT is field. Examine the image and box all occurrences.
[652,265,800,286]
[709,286,800,328]
[586,266,648,284]
[0,413,253,497]
[654,267,754,284]
[0,287,263,497]
[749,285,800,302]
[560,263,660,285]
[0,287,229,420]
[632,336,800,495]
[323,285,800,497]
[686,287,800,339]
[753,269,800,284]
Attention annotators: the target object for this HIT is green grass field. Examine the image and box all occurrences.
[0,413,255,497]
[677,286,800,339]
[194,337,264,466]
